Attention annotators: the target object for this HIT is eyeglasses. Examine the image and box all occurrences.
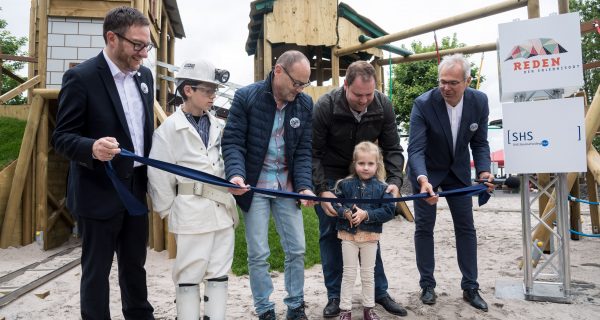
[438,79,463,87]
[114,32,154,52]
[190,86,218,96]
[281,66,310,88]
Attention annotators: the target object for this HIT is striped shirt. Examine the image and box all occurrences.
[183,110,210,147]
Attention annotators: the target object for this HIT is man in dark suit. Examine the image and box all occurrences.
[407,54,494,312]
[51,6,155,319]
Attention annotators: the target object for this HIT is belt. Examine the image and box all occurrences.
[177,182,232,208]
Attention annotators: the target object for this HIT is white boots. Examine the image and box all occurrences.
[203,278,228,320]
[176,278,228,320]
[176,284,201,320]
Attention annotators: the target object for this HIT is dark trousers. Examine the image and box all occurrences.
[316,204,389,300]
[77,168,154,320]
[413,173,479,290]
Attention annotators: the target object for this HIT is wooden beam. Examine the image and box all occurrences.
[48,0,130,19]
[0,54,37,64]
[558,0,569,14]
[38,0,48,88]
[584,61,600,71]
[0,76,40,104]
[527,0,540,19]
[0,95,43,248]
[581,20,600,34]
[1,67,26,84]
[331,47,339,87]
[377,43,497,66]
[31,88,59,99]
[35,100,48,245]
[586,171,600,234]
[335,0,528,56]
[159,15,168,110]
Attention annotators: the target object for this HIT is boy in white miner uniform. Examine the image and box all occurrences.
[148,59,238,319]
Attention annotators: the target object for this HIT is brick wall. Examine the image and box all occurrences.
[46,16,157,89]
[46,17,104,89]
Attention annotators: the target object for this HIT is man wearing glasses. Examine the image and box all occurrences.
[52,6,155,319]
[222,50,315,320]
[407,53,494,312]
[312,61,407,317]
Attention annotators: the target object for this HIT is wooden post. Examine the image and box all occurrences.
[35,100,48,246]
[255,36,264,82]
[38,0,48,88]
[558,0,569,14]
[168,31,175,113]
[167,230,176,259]
[263,36,272,80]
[28,0,37,103]
[147,195,154,249]
[331,47,339,87]
[569,177,581,240]
[22,165,33,245]
[527,0,540,19]
[586,171,600,234]
[315,46,323,86]
[159,15,168,110]
[152,212,165,251]
[0,95,43,247]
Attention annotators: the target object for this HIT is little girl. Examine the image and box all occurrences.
[334,141,396,320]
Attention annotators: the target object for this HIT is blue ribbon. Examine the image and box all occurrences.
[106,149,491,215]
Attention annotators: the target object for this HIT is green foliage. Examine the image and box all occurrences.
[231,206,321,276]
[390,34,484,132]
[0,9,29,105]
[0,117,26,169]
[570,0,600,104]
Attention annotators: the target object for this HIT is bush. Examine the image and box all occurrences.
[0,117,26,169]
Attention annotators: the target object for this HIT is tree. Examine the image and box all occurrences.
[389,34,484,132]
[0,8,28,105]
[569,0,600,150]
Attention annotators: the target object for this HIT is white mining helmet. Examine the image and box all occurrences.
[175,59,229,88]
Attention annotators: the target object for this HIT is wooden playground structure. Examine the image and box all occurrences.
[0,0,598,266]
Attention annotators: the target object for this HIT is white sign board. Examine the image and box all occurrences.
[498,12,583,102]
[503,97,586,174]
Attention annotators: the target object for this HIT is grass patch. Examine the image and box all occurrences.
[0,117,26,170]
[232,205,321,276]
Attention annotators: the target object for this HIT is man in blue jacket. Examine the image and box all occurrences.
[408,53,494,312]
[222,50,316,320]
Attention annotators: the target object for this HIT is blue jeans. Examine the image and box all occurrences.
[315,188,390,300]
[244,194,306,315]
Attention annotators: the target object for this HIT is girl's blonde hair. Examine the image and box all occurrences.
[349,141,386,182]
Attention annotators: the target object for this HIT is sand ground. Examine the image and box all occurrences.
[1,192,599,319]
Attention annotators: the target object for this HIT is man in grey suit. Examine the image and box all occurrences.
[407,54,494,312]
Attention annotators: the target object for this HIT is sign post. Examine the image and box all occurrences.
[496,12,585,303]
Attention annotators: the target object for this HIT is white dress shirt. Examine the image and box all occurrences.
[445,96,464,154]
[103,50,146,166]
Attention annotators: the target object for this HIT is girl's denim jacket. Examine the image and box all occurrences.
[333,176,395,234]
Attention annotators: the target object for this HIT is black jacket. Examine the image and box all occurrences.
[51,52,154,219]
[312,87,404,195]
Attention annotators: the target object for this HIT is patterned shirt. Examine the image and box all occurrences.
[183,109,210,147]
[256,104,292,191]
